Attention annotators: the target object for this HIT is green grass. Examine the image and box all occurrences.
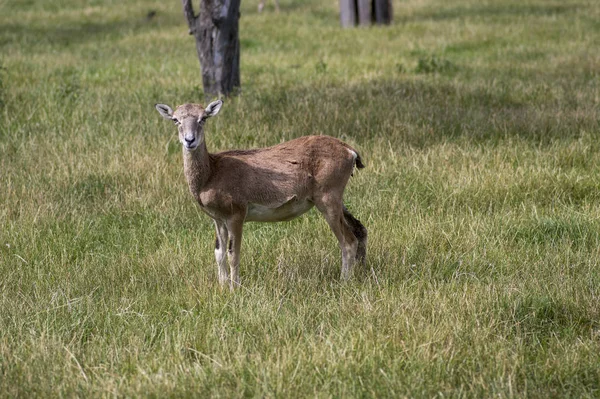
[2,0,600,396]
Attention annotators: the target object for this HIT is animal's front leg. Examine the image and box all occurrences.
[226,216,244,289]
[214,221,229,287]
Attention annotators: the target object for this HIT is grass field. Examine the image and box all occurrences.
[2,0,600,396]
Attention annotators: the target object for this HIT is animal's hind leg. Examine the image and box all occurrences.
[314,195,358,280]
[343,206,367,266]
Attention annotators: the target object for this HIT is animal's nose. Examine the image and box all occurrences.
[184,136,194,144]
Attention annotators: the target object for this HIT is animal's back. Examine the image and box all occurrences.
[214,135,361,170]
[205,136,362,208]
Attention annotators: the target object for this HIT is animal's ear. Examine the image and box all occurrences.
[203,100,223,119]
[155,103,174,120]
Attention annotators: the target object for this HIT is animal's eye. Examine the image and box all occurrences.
[172,118,180,125]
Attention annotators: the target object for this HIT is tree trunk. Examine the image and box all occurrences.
[183,0,241,99]
[339,0,357,28]
[373,0,392,25]
[356,0,371,26]
[340,0,392,27]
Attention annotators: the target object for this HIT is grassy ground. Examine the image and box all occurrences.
[1,0,600,396]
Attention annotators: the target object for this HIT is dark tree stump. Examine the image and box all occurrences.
[373,0,393,25]
[340,0,392,27]
[183,0,241,99]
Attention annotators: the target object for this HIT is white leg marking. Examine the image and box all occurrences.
[214,222,229,286]
[341,239,358,280]
[215,246,228,285]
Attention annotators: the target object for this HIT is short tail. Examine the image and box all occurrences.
[355,152,365,169]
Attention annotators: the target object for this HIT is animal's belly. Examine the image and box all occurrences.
[246,198,314,222]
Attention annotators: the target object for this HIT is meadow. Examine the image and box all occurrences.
[1,0,600,396]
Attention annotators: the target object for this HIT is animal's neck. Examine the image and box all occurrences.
[183,141,211,197]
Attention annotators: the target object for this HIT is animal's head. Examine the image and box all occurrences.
[155,100,223,151]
